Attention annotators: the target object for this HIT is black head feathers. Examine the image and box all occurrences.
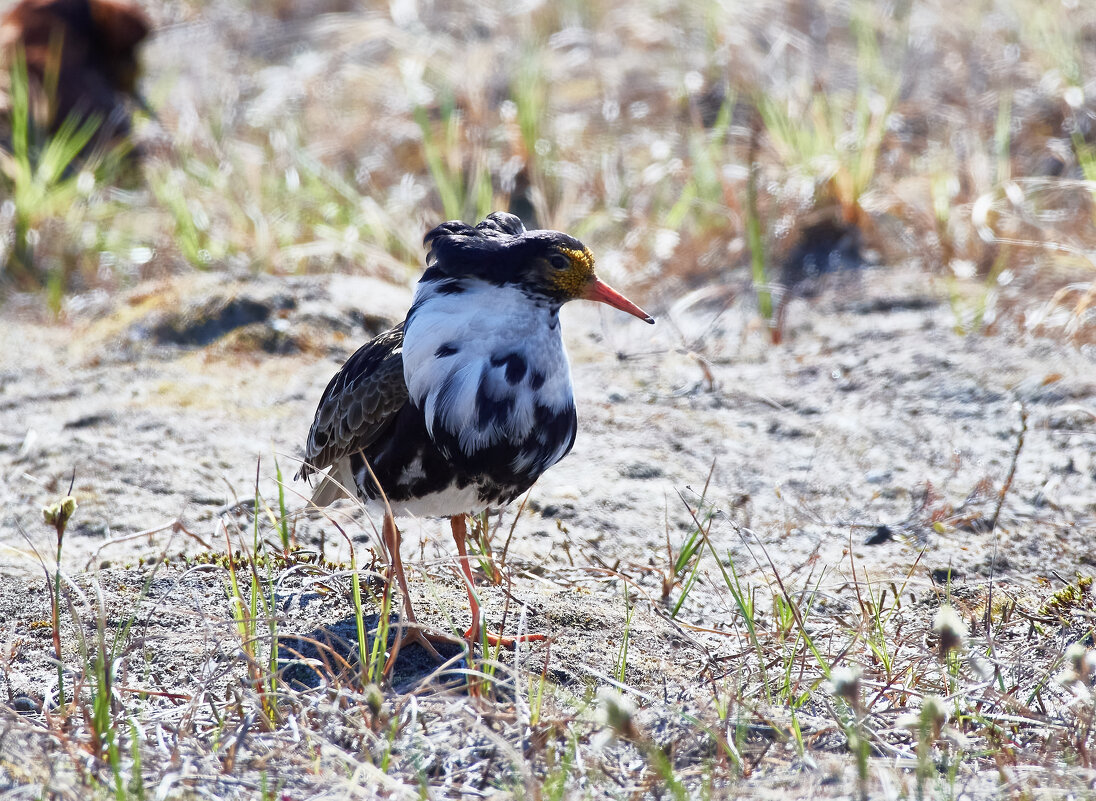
[421,213,586,290]
[422,212,526,255]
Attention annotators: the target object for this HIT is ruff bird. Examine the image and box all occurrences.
[298,212,653,663]
[0,0,151,152]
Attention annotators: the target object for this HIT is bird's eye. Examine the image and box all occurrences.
[549,253,571,271]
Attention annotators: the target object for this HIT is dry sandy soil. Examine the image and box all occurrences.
[0,262,1094,797]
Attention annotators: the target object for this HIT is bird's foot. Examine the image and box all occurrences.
[381,623,544,678]
[463,625,549,649]
[383,624,459,674]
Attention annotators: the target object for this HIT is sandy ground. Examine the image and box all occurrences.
[0,265,1094,796]
[5,266,1093,583]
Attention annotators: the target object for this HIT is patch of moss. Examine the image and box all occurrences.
[1039,575,1094,620]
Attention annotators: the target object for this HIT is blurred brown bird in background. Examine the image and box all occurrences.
[0,0,151,152]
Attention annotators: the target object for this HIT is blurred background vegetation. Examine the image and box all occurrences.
[2,0,1095,344]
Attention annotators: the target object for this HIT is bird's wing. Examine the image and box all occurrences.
[296,323,408,484]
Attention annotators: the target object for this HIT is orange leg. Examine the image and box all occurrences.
[450,514,547,647]
[382,512,445,673]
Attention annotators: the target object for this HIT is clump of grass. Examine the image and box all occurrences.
[745,118,774,331]
[414,101,495,224]
[752,1,901,242]
[0,54,131,309]
[221,464,282,728]
[360,548,391,686]
[18,482,177,797]
[467,509,503,585]
[665,94,735,234]
[662,516,706,617]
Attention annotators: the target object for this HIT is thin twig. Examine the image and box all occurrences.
[83,518,207,570]
[990,402,1028,532]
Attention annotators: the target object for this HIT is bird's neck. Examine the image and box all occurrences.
[405,277,563,344]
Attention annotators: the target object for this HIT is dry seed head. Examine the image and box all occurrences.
[42,496,77,528]
[1059,643,1096,688]
[932,605,967,655]
[363,683,384,718]
[896,695,948,737]
[828,666,862,706]
[971,193,994,243]
[596,687,637,740]
[920,695,949,737]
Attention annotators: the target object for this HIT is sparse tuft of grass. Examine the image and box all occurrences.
[8,455,1096,799]
[0,0,1093,355]
[1,53,131,309]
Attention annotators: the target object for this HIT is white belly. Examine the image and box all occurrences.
[382,483,486,518]
[318,456,501,519]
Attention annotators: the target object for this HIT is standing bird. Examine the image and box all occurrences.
[297,213,654,662]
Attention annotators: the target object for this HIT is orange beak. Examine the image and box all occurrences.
[581,278,655,324]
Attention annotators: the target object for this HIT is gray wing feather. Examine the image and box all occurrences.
[296,323,408,483]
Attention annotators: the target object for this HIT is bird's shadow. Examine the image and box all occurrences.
[277,615,468,693]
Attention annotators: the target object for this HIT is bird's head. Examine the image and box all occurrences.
[423,212,655,324]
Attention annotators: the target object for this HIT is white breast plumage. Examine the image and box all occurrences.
[402,280,574,472]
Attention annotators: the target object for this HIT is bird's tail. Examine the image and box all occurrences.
[307,458,354,507]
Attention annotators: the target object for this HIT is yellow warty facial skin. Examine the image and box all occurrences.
[551,247,596,298]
